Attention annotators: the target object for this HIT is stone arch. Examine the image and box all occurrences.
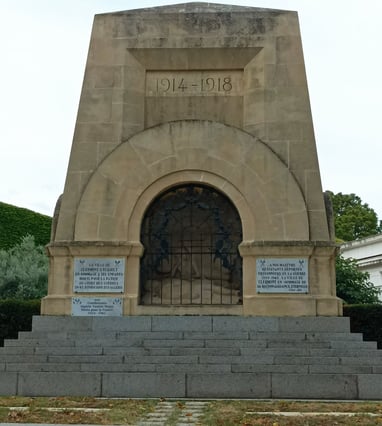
[127,170,252,243]
[75,120,309,242]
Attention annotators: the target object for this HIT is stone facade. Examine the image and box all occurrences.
[43,3,341,316]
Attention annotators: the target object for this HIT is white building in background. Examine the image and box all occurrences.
[341,234,382,300]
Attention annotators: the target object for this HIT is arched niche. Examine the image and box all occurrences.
[140,183,243,306]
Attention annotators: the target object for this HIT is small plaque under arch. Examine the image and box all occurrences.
[72,297,122,316]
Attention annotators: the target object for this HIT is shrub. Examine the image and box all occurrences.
[0,235,48,300]
[0,299,40,346]
[343,304,382,349]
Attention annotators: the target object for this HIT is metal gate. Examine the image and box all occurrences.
[140,184,242,305]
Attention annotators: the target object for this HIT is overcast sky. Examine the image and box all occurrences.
[1,0,381,220]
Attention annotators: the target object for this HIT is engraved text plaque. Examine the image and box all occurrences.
[256,258,308,293]
[74,258,125,293]
[72,297,123,316]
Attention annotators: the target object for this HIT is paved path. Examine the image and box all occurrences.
[136,400,208,425]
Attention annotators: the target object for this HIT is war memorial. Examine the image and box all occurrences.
[1,3,382,399]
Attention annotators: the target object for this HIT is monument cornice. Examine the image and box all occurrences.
[46,241,144,257]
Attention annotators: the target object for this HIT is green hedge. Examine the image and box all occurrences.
[0,299,40,346]
[343,304,382,349]
[0,202,52,250]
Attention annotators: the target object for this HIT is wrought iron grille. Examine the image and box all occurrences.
[140,184,243,305]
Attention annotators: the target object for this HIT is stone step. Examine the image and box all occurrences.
[30,315,352,333]
[330,340,377,349]
[2,339,378,357]
[5,334,368,352]
[2,345,379,358]
[19,330,364,344]
[0,316,381,399]
[308,348,382,357]
[272,355,382,365]
[3,362,231,373]
[142,339,206,348]
[4,352,382,368]
[3,341,379,360]
[247,332,364,341]
[3,339,76,347]
[5,362,83,372]
[0,346,105,356]
[104,346,240,356]
[18,331,69,340]
[4,361,382,375]
[308,365,379,374]
[1,369,381,399]
[0,346,35,355]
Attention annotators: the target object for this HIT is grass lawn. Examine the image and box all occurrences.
[0,397,381,425]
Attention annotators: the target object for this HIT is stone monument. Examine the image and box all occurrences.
[3,3,381,400]
[43,2,341,317]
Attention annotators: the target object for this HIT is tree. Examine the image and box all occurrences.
[0,235,48,300]
[328,191,381,241]
[336,254,380,304]
[327,191,382,303]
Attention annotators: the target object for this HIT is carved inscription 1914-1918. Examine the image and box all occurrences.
[146,70,243,96]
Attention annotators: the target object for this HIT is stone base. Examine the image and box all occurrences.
[1,316,381,399]
[242,295,343,316]
[43,241,339,317]
[41,294,342,317]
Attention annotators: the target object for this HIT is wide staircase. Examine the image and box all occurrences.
[0,315,381,399]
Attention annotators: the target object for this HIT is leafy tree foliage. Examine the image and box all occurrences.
[328,191,381,241]
[0,235,48,300]
[328,191,382,304]
[336,255,380,304]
